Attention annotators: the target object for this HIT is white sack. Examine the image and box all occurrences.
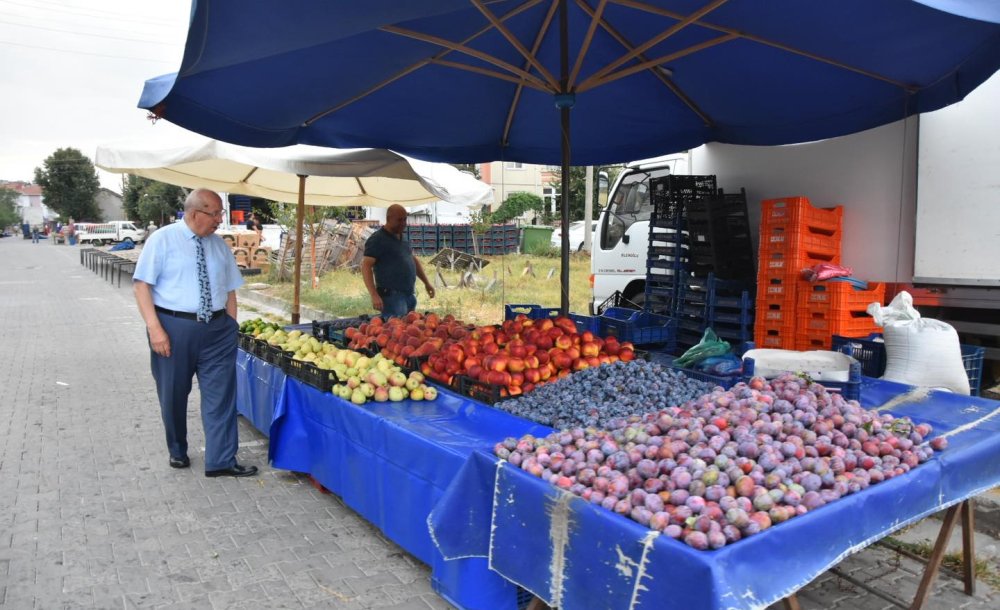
[867,291,969,395]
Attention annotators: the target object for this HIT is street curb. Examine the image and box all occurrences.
[238,287,334,323]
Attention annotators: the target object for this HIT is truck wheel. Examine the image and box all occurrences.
[91,239,104,247]
[122,237,134,246]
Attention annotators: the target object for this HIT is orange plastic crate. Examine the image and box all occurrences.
[761,224,841,265]
[755,299,796,326]
[760,247,838,274]
[795,331,833,351]
[756,271,803,302]
[760,197,844,235]
[796,307,881,338]
[754,319,797,349]
[800,281,885,310]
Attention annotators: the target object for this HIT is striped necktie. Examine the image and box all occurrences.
[196,236,212,323]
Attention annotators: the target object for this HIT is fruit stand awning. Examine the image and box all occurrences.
[95,136,494,209]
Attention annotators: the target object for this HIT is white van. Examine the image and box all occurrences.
[77,220,147,246]
[590,154,691,313]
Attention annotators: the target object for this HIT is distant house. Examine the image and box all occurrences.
[0,180,51,226]
[95,188,125,221]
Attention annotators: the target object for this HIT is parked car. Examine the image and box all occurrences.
[551,220,596,252]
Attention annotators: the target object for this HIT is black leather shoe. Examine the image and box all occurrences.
[169,456,190,469]
[205,463,258,478]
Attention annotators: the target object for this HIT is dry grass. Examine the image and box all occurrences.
[263,252,595,325]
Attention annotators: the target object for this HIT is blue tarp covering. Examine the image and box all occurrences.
[267,367,551,610]
[239,349,1000,609]
[235,349,285,436]
[429,380,1000,610]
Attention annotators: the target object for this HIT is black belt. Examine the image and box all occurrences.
[155,305,226,321]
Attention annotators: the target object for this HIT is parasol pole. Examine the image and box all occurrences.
[557,0,572,315]
[292,174,306,324]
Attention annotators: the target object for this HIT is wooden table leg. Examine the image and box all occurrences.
[781,594,802,610]
[909,503,962,610]
[961,499,976,596]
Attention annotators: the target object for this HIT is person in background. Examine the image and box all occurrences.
[361,204,435,318]
[31,225,39,243]
[245,212,263,238]
[146,221,158,241]
[132,188,257,478]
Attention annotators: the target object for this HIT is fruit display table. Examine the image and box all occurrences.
[235,348,286,436]
[266,364,552,610]
[428,379,1000,610]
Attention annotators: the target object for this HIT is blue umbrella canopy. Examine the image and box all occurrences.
[141,0,1000,165]
[139,0,1000,313]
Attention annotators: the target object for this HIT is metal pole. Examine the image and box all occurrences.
[584,165,594,252]
[558,0,570,315]
[292,174,306,324]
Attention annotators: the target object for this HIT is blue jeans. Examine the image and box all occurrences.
[381,291,416,319]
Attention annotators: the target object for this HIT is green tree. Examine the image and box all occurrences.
[452,163,481,179]
[491,191,544,224]
[122,175,186,225]
[0,188,20,229]
[548,165,623,221]
[34,148,101,221]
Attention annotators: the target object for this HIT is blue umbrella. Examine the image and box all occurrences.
[140,0,1000,312]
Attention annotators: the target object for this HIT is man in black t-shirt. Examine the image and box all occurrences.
[361,204,435,317]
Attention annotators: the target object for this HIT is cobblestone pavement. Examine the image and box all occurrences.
[1,237,998,609]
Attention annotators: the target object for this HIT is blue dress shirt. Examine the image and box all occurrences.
[133,221,243,313]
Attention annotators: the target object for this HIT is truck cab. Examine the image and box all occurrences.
[591,153,690,313]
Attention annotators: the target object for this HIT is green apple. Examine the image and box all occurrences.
[388,386,406,402]
[350,389,367,405]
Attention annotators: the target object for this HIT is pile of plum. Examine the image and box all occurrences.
[493,360,716,428]
[494,374,947,550]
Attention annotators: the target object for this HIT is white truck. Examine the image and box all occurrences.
[77,220,147,246]
[590,153,691,312]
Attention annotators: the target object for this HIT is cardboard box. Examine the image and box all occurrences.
[221,234,238,248]
[232,247,250,268]
[252,246,272,261]
[236,232,260,249]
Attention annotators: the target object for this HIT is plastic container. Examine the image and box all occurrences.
[568,312,602,335]
[504,304,561,321]
[759,197,844,235]
[743,357,862,401]
[600,308,676,346]
[596,290,640,315]
[521,226,554,255]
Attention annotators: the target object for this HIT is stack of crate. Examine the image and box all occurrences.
[685,189,756,280]
[643,175,718,315]
[754,197,843,349]
[795,280,885,350]
[674,274,755,351]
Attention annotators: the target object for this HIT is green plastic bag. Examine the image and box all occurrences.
[675,328,731,368]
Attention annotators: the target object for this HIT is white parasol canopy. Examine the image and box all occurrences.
[95,136,493,209]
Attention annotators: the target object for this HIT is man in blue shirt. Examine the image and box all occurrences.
[133,189,257,478]
[361,204,435,318]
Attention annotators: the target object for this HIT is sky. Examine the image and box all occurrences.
[0,0,193,192]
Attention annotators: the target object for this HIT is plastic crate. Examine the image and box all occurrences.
[761,247,838,274]
[800,281,885,310]
[312,315,370,342]
[298,362,340,393]
[754,320,797,350]
[259,342,285,366]
[757,271,802,301]
[237,333,255,352]
[796,307,879,338]
[596,290,640,315]
[743,357,862,401]
[831,334,985,396]
[568,312,602,335]
[456,375,510,405]
[600,308,676,346]
[504,304,561,321]
[760,197,844,235]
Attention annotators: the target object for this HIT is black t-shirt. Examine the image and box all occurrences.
[363,228,416,294]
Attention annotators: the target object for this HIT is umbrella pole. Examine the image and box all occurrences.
[558,0,571,316]
[292,174,306,324]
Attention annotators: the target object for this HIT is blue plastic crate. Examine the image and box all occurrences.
[743,357,862,401]
[504,303,560,321]
[600,307,676,346]
[568,312,601,335]
[833,333,985,396]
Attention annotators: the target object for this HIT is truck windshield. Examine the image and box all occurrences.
[600,167,671,249]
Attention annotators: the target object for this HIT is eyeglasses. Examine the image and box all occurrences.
[195,208,224,219]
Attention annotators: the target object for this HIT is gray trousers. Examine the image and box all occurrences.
[149,312,239,471]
